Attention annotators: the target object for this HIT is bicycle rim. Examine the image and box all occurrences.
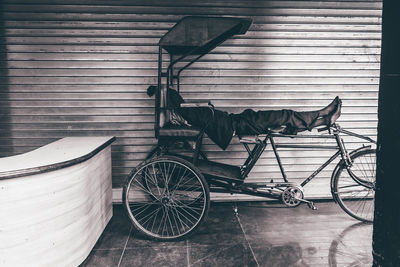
[333,149,376,223]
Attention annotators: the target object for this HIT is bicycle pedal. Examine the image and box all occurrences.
[307,202,317,210]
[233,204,238,215]
[295,197,317,210]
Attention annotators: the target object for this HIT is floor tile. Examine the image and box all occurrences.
[79,249,123,267]
[93,205,132,250]
[126,235,187,249]
[188,243,257,267]
[119,246,188,267]
[187,203,246,246]
[251,243,309,267]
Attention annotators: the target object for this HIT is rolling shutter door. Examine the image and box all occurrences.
[0,0,382,199]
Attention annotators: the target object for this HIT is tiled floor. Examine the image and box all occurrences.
[79,201,372,267]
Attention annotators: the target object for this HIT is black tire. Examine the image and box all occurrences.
[332,149,376,223]
[123,155,210,241]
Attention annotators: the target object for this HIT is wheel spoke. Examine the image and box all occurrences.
[138,170,163,198]
[150,206,162,233]
[176,203,202,221]
[169,205,183,236]
[170,169,188,191]
[156,206,168,235]
[172,196,204,212]
[164,207,173,236]
[137,205,163,226]
[148,164,162,195]
[130,199,159,213]
[158,162,169,193]
[171,206,197,226]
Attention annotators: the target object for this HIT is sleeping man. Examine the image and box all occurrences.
[147,86,342,150]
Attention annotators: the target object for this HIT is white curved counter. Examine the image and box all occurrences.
[0,136,116,267]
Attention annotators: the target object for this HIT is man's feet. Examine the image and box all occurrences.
[326,97,342,125]
[310,96,342,128]
[319,96,341,116]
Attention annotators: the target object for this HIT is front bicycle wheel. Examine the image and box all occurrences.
[332,149,376,223]
[123,155,210,241]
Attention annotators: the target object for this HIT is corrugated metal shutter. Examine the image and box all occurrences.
[0,0,381,199]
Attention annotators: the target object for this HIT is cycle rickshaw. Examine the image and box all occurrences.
[123,16,377,241]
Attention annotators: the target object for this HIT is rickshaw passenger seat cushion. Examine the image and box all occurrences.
[159,124,202,137]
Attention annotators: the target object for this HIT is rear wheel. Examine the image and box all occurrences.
[123,155,210,240]
[332,149,376,223]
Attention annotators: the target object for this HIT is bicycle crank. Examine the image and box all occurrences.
[296,198,318,210]
[281,186,317,210]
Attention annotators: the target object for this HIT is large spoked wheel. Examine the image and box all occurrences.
[332,149,376,223]
[123,155,210,241]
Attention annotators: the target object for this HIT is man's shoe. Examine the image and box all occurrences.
[319,96,340,116]
[327,97,342,125]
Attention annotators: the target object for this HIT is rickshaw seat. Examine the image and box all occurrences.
[150,83,213,140]
[158,99,214,139]
[159,124,202,138]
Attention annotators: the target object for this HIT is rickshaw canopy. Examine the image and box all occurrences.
[159,16,252,55]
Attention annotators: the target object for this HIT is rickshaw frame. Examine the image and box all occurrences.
[123,16,377,241]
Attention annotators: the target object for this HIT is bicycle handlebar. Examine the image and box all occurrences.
[317,124,377,144]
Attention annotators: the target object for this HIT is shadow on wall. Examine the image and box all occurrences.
[0,3,13,157]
